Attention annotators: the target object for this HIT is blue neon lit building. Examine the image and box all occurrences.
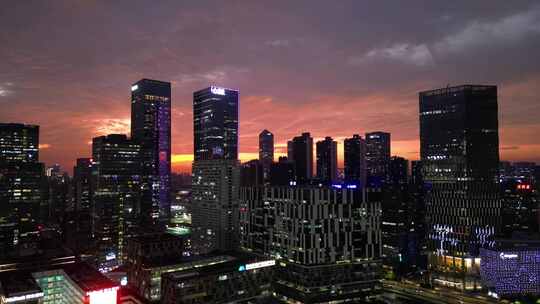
[480,237,540,298]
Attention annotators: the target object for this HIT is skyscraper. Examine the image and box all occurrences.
[91,134,142,268]
[419,85,500,290]
[192,160,239,253]
[258,129,274,182]
[192,86,240,253]
[365,131,391,185]
[287,132,313,184]
[0,123,44,244]
[316,136,338,183]
[0,123,39,163]
[193,86,239,161]
[344,134,366,186]
[73,158,92,213]
[381,156,409,262]
[131,79,171,223]
[389,156,408,185]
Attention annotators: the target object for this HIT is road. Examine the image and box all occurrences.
[382,280,501,304]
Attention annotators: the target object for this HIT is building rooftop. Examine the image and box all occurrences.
[129,232,185,245]
[419,84,497,96]
[62,262,117,292]
[0,271,42,299]
[163,251,272,280]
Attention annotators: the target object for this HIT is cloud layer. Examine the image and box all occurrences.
[1,1,539,173]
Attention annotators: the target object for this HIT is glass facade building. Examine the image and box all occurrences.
[0,123,44,242]
[287,132,313,184]
[344,134,367,187]
[131,79,171,223]
[91,134,142,268]
[258,129,274,182]
[419,85,500,290]
[365,131,391,185]
[192,86,240,254]
[316,136,338,183]
[193,86,239,161]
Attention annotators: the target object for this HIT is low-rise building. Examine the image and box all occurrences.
[480,236,540,299]
[161,252,275,304]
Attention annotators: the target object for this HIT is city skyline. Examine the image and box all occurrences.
[2,1,540,173]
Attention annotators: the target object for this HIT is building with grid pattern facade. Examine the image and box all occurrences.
[419,85,500,290]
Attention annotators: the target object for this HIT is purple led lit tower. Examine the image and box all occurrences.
[131,79,171,225]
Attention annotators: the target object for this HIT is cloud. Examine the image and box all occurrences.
[0,82,14,97]
[92,118,131,136]
[435,6,540,54]
[266,39,290,47]
[351,43,434,67]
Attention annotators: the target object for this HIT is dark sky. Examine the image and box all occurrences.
[1,1,540,172]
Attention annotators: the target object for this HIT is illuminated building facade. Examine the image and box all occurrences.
[344,134,367,187]
[500,180,539,236]
[91,134,142,269]
[259,129,274,182]
[131,79,171,224]
[316,136,338,183]
[0,123,44,245]
[125,233,187,301]
[192,86,240,254]
[161,253,275,304]
[365,131,391,186]
[193,86,238,161]
[0,123,39,164]
[419,85,500,290]
[239,186,383,303]
[191,160,239,253]
[0,259,119,304]
[127,249,233,302]
[287,132,313,184]
[480,238,540,298]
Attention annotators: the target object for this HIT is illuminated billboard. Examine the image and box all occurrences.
[87,287,119,304]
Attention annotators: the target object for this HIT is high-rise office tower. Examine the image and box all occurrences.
[316,136,338,183]
[381,156,409,262]
[193,86,239,161]
[192,160,239,253]
[365,131,391,185]
[390,156,408,185]
[409,160,426,262]
[91,134,142,268]
[344,134,367,186]
[131,79,171,223]
[0,123,44,246]
[287,132,313,184]
[0,123,39,164]
[258,130,274,182]
[73,158,93,213]
[45,165,71,224]
[192,86,240,253]
[419,85,500,290]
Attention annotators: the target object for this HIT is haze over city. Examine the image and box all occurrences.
[1,1,540,173]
